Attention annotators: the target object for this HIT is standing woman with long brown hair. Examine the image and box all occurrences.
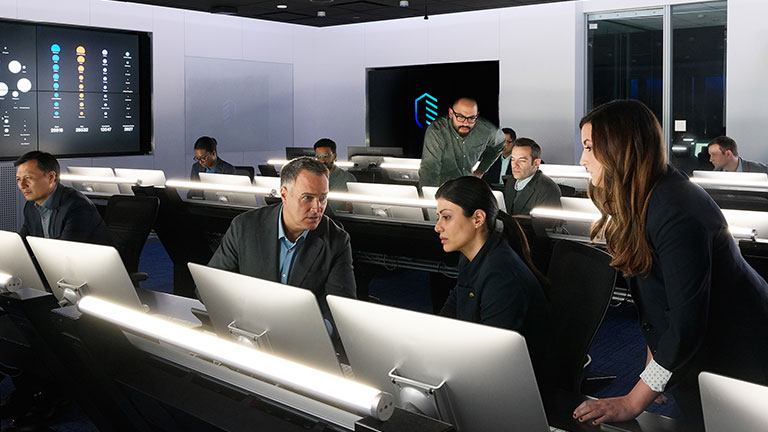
[572,100,768,426]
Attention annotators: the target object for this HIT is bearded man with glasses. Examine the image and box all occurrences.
[418,97,506,187]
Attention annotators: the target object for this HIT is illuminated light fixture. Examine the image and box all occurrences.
[729,226,757,241]
[0,272,22,293]
[166,179,275,195]
[538,171,591,180]
[671,145,689,152]
[380,163,420,170]
[60,174,142,185]
[399,0,409,6]
[328,191,435,208]
[268,159,354,168]
[530,207,601,224]
[77,296,395,420]
[690,177,768,190]
[317,10,326,17]
[277,4,288,9]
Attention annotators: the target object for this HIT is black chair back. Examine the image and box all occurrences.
[257,164,279,177]
[105,195,159,274]
[546,239,617,393]
[234,165,255,181]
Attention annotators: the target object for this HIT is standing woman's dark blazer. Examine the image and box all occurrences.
[439,233,551,375]
[631,166,768,412]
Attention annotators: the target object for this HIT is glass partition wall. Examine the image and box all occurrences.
[587,2,727,174]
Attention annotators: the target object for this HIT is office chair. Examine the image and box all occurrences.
[234,165,255,181]
[257,164,279,177]
[105,195,159,286]
[545,239,617,394]
[557,183,576,198]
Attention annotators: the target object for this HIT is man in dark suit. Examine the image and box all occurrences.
[707,135,768,173]
[16,151,111,245]
[503,138,561,216]
[482,127,516,185]
[208,157,356,311]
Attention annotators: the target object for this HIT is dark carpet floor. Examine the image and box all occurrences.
[1,239,677,431]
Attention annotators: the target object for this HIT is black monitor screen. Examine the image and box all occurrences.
[0,19,151,159]
[285,147,315,159]
[367,61,499,158]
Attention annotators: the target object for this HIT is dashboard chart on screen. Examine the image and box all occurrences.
[0,19,151,159]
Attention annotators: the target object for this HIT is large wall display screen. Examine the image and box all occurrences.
[0,19,151,159]
[367,61,499,158]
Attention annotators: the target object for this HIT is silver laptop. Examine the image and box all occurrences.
[700,371,768,431]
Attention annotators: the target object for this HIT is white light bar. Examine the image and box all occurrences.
[77,296,394,421]
[729,226,757,241]
[328,191,436,208]
[61,174,142,185]
[691,177,768,190]
[540,171,591,180]
[166,179,276,195]
[530,207,601,223]
[379,163,420,170]
[268,159,354,168]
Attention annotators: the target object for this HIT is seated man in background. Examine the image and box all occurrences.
[314,138,355,212]
[208,157,356,313]
[707,135,768,173]
[16,150,111,245]
[482,127,516,185]
[188,136,236,198]
[503,138,561,216]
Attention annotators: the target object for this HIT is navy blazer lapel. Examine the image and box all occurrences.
[288,233,322,287]
[513,172,539,212]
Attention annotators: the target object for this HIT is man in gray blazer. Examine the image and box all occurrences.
[208,157,356,309]
[503,138,561,216]
[707,135,768,173]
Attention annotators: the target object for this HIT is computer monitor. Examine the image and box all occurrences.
[285,147,316,160]
[699,372,768,431]
[26,237,144,309]
[114,168,167,194]
[252,176,282,205]
[692,170,768,182]
[0,230,47,292]
[347,182,425,221]
[721,208,768,240]
[558,197,600,237]
[348,146,404,169]
[65,166,120,194]
[327,295,549,431]
[189,263,341,375]
[199,173,259,206]
[380,157,421,183]
[421,186,506,222]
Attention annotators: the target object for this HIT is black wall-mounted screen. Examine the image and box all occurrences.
[367,61,499,158]
[0,19,151,160]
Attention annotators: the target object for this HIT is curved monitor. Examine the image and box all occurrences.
[114,168,167,194]
[26,237,143,309]
[700,372,768,432]
[189,263,341,375]
[692,170,768,182]
[199,172,258,206]
[285,147,315,160]
[65,166,120,194]
[327,295,548,431]
[347,182,424,221]
[0,230,47,292]
[422,186,505,222]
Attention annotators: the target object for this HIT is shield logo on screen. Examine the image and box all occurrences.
[414,92,438,129]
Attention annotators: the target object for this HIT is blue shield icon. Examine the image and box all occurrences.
[414,93,438,129]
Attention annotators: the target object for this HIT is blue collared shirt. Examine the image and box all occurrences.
[35,183,58,238]
[278,206,309,284]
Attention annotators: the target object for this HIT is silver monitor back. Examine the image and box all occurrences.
[26,237,143,309]
[700,372,768,431]
[252,176,282,205]
[189,263,341,375]
[114,168,167,194]
[0,230,46,292]
[199,173,259,206]
[422,186,505,222]
[347,182,424,221]
[327,295,549,432]
[65,166,120,194]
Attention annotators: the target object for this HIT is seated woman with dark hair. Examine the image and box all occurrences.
[434,176,552,385]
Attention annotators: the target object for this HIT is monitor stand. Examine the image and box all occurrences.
[228,320,272,352]
[388,367,457,428]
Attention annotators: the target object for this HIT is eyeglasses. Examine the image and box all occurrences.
[316,153,332,159]
[452,111,478,124]
[193,153,213,163]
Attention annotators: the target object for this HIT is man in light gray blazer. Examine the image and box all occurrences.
[208,157,356,309]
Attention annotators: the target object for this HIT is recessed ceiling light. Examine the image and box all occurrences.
[277,4,287,9]
[317,10,327,17]
[399,0,409,7]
